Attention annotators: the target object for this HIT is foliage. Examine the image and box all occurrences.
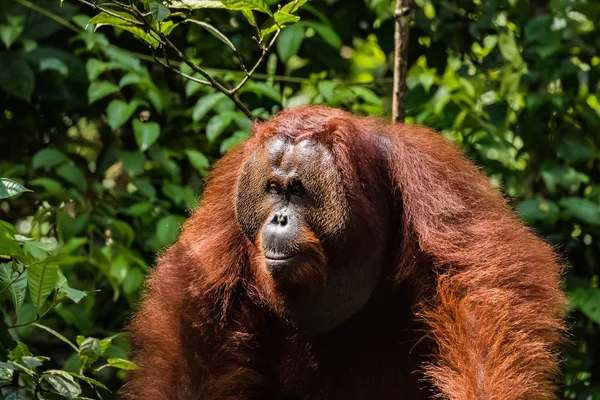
[0,0,599,398]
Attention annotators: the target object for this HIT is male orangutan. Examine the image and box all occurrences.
[125,105,566,400]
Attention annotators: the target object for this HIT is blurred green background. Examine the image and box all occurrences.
[0,0,599,398]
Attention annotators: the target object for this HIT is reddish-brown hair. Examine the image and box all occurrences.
[124,105,566,400]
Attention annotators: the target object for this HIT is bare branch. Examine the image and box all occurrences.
[392,0,412,123]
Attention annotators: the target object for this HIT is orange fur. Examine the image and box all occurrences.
[124,105,566,400]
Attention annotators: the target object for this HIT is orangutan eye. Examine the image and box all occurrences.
[290,182,305,197]
[267,181,282,194]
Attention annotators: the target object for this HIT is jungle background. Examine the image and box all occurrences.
[0,0,599,398]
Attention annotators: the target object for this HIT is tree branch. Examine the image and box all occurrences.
[392,0,412,123]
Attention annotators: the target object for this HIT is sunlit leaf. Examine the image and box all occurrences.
[106,358,137,371]
[0,178,32,200]
[261,11,300,37]
[167,0,224,9]
[41,370,81,400]
[186,20,238,53]
[220,0,271,15]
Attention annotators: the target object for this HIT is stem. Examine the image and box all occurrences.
[392,0,412,122]
[76,0,144,26]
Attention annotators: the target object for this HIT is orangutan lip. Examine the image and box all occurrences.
[264,253,300,262]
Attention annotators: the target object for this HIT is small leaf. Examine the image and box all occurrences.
[148,0,171,21]
[79,337,101,369]
[0,178,32,199]
[56,163,88,192]
[0,263,27,316]
[280,0,309,14]
[132,119,161,151]
[220,0,271,15]
[192,92,227,121]
[27,263,59,313]
[185,150,210,175]
[32,149,68,169]
[560,197,600,225]
[41,370,82,400]
[517,198,559,223]
[107,358,137,370]
[156,215,182,247]
[0,16,25,49]
[90,8,160,49]
[125,202,154,216]
[206,112,235,142]
[68,372,110,391]
[39,58,69,76]
[107,99,138,131]
[88,81,120,104]
[261,11,300,37]
[0,51,34,102]
[32,323,78,352]
[186,20,238,53]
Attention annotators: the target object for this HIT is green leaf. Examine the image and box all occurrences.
[0,263,27,316]
[39,58,69,76]
[68,372,110,391]
[185,150,210,175]
[29,178,64,195]
[0,178,32,199]
[121,151,146,177]
[276,23,304,62]
[498,31,524,68]
[280,0,309,14]
[132,119,161,152]
[79,337,101,369]
[300,21,341,49]
[32,323,78,352]
[167,0,224,8]
[0,51,34,101]
[192,92,227,121]
[32,149,68,169]
[568,288,600,324]
[261,11,300,37]
[149,0,171,21]
[517,198,559,223]
[0,16,25,49]
[556,136,594,162]
[27,263,59,313]
[206,112,235,142]
[88,81,120,104]
[220,130,249,154]
[106,358,137,371]
[156,215,182,247]
[107,99,138,131]
[125,202,154,216]
[220,0,271,15]
[90,8,160,49]
[186,20,238,54]
[0,311,17,362]
[559,198,600,225]
[56,163,88,192]
[41,370,82,400]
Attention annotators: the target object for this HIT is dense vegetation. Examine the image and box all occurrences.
[0,0,599,398]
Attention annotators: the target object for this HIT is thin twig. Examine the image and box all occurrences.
[230,29,282,94]
[152,52,211,86]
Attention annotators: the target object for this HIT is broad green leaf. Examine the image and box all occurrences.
[186,20,237,53]
[119,72,143,87]
[0,178,32,199]
[125,202,154,216]
[276,23,304,62]
[560,198,600,225]
[132,119,161,152]
[240,81,282,103]
[498,31,524,68]
[149,0,171,21]
[32,149,68,169]
[517,198,559,223]
[261,11,300,37]
[0,263,27,316]
[168,0,224,8]
[106,99,138,131]
[220,130,250,154]
[556,136,594,162]
[220,0,271,15]
[27,263,59,313]
[41,370,81,400]
[568,288,600,324]
[68,372,110,391]
[0,311,17,361]
[121,151,146,177]
[88,81,120,104]
[300,21,341,49]
[21,356,42,369]
[241,10,255,25]
[90,9,160,49]
[86,59,107,80]
[58,286,86,304]
[156,215,182,247]
[192,92,227,121]
[132,178,156,198]
[107,358,137,370]
[185,150,210,175]
[0,51,34,101]
[29,178,64,195]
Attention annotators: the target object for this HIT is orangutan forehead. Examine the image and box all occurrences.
[262,136,335,178]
